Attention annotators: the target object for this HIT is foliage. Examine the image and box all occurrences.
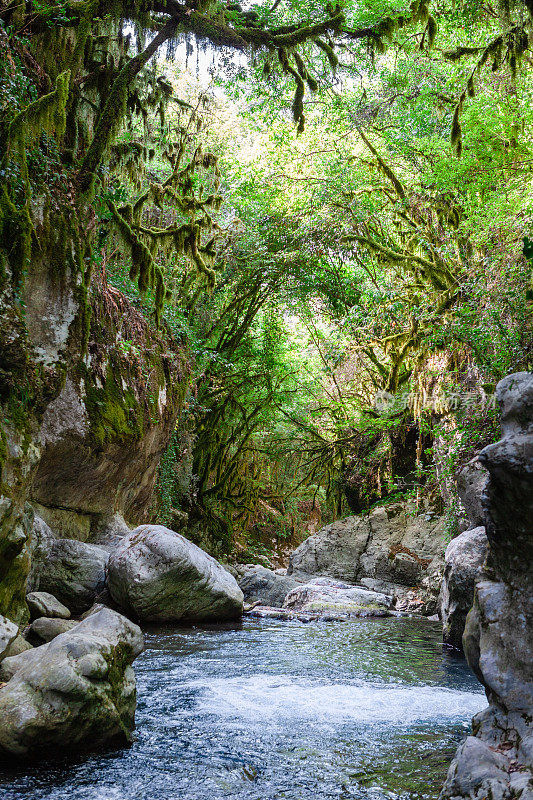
[3,0,533,558]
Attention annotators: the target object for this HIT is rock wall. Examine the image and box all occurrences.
[287,500,445,606]
[441,373,533,800]
[30,275,189,540]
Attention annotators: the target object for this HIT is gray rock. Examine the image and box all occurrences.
[0,616,18,662]
[238,566,301,607]
[91,513,131,552]
[3,635,32,660]
[456,458,489,529]
[0,608,143,759]
[440,527,488,650]
[441,736,511,800]
[29,617,78,643]
[26,591,71,621]
[288,502,445,605]
[79,603,111,620]
[107,525,244,623]
[441,373,533,800]
[31,503,92,543]
[37,538,109,615]
[283,577,391,617]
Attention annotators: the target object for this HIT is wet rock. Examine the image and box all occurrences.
[107,525,244,623]
[26,591,71,621]
[441,736,512,800]
[0,616,18,662]
[36,538,109,615]
[288,501,445,608]
[28,617,78,643]
[243,604,366,623]
[283,577,391,617]
[440,527,488,650]
[238,566,302,607]
[0,608,143,759]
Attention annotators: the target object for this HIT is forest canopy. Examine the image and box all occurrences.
[2,0,533,560]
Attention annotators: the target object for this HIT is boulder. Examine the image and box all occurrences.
[2,635,32,664]
[440,527,488,650]
[456,458,489,530]
[0,616,19,662]
[107,525,244,623]
[91,513,131,551]
[37,538,109,614]
[26,591,71,621]
[288,501,445,610]
[0,608,143,759]
[238,566,301,607]
[282,577,391,617]
[29,617,78,643]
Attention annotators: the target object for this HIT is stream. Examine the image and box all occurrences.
[0,617,485,800]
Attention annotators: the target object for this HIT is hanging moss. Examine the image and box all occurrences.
[315,37,339,69]
[6,70,70,160]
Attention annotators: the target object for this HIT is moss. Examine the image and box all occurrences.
[0,187,32,289]
[84,362,145,448]
[102,640,136,739]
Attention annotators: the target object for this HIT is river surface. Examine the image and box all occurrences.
[0,617,485,800]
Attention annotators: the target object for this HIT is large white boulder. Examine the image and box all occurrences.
[107,525,244,623]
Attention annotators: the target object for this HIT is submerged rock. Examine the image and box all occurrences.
[238,565,301,607]
[283,577,391,617]
[26,591,71,621]
[0,607,143,759]
[36,538,109,615]
[107,525,244,623]
[440,527,488,650]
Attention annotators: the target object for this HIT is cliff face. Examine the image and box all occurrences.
[441,373,533,800]
[30,272,189,540]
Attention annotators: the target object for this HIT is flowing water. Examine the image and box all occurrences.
[0,617,485,800]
